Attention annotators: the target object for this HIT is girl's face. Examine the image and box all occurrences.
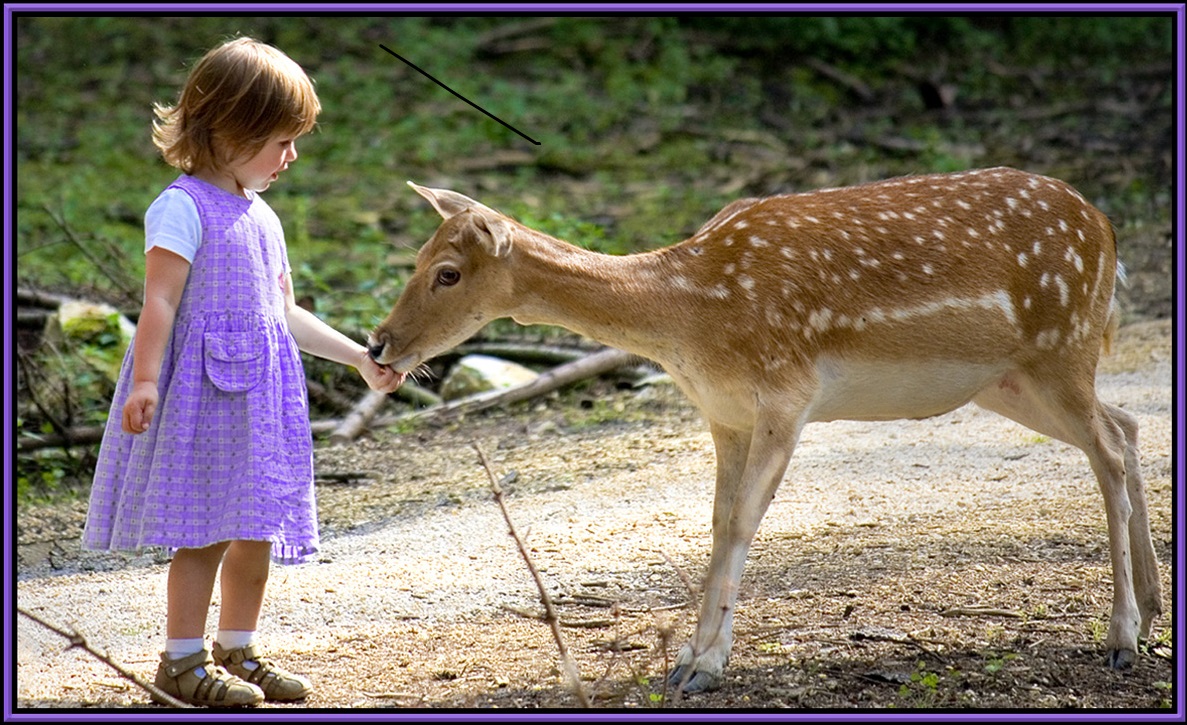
[228,134,299,194]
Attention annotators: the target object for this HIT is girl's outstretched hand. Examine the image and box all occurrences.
[356,351,406,394]
[122,381,160,434]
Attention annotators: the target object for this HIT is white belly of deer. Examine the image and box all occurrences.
[807,356,1011,423]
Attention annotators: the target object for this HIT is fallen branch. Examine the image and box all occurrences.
[16,425,106,452]
[394,347,639,427]
[499,604,615,629]
[328,389,392,446]
[475,444,591,708]
[18,348,637,451]
[18,607,192,708]
[940,605,1024,619]
[453,341,599,366]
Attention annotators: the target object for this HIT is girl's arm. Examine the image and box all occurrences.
[123,246,191,433]
[281,273,405,393]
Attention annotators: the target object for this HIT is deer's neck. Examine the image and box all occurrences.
[508,231,694,360]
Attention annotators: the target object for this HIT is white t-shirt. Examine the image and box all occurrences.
[144,187,203,262]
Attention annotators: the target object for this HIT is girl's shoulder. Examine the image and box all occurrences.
[145,186,202,262]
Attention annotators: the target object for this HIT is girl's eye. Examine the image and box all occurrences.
[436,268,461,287]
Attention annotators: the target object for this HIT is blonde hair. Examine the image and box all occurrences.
[152,37,321,174]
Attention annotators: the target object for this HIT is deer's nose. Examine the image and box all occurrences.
[367,340,387,361]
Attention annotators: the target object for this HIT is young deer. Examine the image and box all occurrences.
[368,168,1160,692]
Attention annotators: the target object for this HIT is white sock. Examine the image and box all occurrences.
[165,637,206,659]
[216,629,256,650]
[216,630,259,670]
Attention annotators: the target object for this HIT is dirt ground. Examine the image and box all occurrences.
[13,319,1177,714]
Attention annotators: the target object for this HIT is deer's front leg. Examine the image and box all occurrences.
[670,413,802,693]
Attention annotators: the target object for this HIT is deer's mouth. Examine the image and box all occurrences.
[366,335,420,371]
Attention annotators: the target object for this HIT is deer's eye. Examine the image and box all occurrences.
[435,268,461,287]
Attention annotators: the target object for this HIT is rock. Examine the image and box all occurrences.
[43,301,136,383]
[439,354,539,401]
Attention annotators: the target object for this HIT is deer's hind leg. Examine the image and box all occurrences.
[1099,400,1162,638]
[972,367,1157,668]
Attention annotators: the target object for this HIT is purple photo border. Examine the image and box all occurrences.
[3,3,1184,722]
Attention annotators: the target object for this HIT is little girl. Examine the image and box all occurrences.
[82,37,403,707]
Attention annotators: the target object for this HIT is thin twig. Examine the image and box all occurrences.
[17,607,193,708]
[474,443,592,708]
[43,204,139,301]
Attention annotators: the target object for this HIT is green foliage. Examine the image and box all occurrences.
[14,13,1174,500]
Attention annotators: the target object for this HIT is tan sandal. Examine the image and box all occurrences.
[152,649,264,707]
[213,642,313,702]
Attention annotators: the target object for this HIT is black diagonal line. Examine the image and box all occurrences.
[380,44,541,146]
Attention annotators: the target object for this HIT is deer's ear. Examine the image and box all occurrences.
[471,209,515,258]
[408,181,500,220]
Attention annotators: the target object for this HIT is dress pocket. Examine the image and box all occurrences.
[204,330,269,392]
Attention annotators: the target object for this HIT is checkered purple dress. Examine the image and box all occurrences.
[83,175,318,565]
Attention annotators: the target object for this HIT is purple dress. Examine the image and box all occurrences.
[83,175,318,565]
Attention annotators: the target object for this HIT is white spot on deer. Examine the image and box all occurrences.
[735,220,750,230]
[780,247,796,260]
[1036,329,1061,349]
[724,263,737,275]
[922,263,935,275]
[1006,197,1019,211]
[1054,275,1070,306]
[885,291,1018,329]
[1017,252,1028,267]
[708,283,730,300]
[808,308,834,331]
[1059,219,1070,232]
[803,215,820,224]
[750,235,770,248]
[956,199,972,210]
[738,274,756,291]
[849,269,861,280]
[1033,240,1042,256]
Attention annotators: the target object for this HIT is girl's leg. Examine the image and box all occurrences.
[217,540,272,632]
[156,541,264,706]
[213,540,312,701]
[166,541,230,639]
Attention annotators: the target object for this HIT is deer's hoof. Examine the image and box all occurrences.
[667,665,722,693]
[1107,646,1136,670]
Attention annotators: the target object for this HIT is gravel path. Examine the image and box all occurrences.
[13,320,1175,710]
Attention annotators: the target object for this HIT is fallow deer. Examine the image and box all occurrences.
[368,168,1160,692]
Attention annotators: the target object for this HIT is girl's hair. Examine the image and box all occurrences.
[152,37,321,174]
